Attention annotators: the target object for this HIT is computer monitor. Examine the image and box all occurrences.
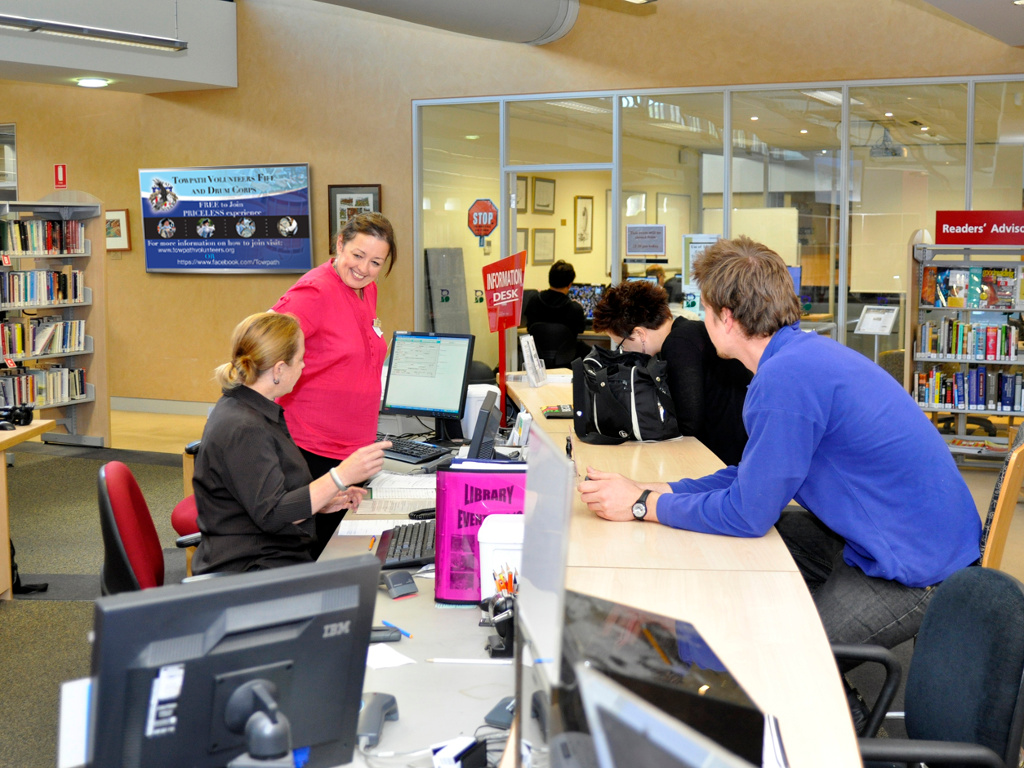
[467,390,501,460]
[576,664,760,768]
[87,555,379,768]
[567,284,604,321]
[381,331,475,442]
[786,266,801,294]
[626,275,657,284]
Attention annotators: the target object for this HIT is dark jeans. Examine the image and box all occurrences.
[776,510,934,654]
[299,447,346,561]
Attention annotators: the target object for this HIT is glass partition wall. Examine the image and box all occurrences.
[415,77,1024,371]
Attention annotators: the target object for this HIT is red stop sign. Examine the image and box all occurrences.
[467,199,499,237]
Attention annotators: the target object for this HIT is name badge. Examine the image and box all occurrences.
[373,318,383,338]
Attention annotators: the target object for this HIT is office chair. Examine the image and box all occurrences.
[98,460,202,595]
[528,321,579,370]
[981,428,1024,570]
[170,439,202,576]
[833,567,1024,768]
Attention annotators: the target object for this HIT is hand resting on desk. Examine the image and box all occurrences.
[578,466,670,523]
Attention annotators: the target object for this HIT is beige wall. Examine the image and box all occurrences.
[2,0,1024,402]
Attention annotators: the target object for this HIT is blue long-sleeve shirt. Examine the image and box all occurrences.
[657,324,981,587]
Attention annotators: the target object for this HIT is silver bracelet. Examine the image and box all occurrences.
[329,467,347,491]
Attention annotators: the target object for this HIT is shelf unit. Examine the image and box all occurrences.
[0,193,108,446]
[907,243,1024,463]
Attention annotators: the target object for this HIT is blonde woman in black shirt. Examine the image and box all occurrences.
[592,280,751,466]
[192,312,390,574]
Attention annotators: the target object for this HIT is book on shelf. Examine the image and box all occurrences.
[967,267,983,308]
[921,266,937,305]
[0,219,84,255]
[946,268,969,308]
[981,267,1016,309]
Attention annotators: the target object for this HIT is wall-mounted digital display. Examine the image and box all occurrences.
[138,163,312,274]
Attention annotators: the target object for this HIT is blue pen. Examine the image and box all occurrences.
[381,619,412,639]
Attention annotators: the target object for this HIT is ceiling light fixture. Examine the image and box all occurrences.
[464,135,480,140]
[1015,0,1024,6]
[547,100,612,115]
[0,13,188,51]
[76,78,110,88]
[884,112,894,117]
[623,0,657,4]
[800,129,808,134]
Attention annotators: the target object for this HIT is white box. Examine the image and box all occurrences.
[477,514,524,601]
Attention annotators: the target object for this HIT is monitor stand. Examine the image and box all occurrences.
[433,416,465,447]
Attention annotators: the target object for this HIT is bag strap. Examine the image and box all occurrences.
[572,358,629,445]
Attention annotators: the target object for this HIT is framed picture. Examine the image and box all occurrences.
[328,184,381,253]
[533,228,555,265]
[574,195,593,253]
[105,209,131,251]
[516,176,528,213]
[532,177,555,214]
[516,228,528,256]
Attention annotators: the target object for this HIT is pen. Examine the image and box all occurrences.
[367,535,376,551]
[426,658,514,665]
[381,619,412,638]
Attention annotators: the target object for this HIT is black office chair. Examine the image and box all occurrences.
[519,289,540,327]
[833,567,1024,767]
[528,321,579,370]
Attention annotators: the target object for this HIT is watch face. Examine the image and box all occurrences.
[631,502,646,520]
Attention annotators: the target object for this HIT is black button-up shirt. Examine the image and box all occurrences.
[192,385,316,574]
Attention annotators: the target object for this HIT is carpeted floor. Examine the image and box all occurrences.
[0,445,185,768]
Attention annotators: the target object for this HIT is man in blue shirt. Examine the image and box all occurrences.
[580,236,981,660]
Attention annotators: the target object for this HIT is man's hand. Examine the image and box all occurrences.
[578,466,646,521]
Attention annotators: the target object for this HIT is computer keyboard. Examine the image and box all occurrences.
[375,520,436,570]
[378,434,451,464]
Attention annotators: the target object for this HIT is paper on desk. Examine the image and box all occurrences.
[335,519,401,537]
[545,374,572,384]
[367,471,436,499]
[366,643,417,669]
[354,498,434,517]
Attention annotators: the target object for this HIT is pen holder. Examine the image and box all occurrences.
[486,594,515,658]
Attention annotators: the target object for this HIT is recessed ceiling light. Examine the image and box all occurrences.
[76,78,109,88]
[750,116,758,121]
[800,129,808,134]
[884,112,894,117]
[464,135,479,140]
[1014,1,1024,7]
[920,126,929,131]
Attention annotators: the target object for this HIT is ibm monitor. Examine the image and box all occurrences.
[87,555,379,768]
[467,390,502,460]
[568,284,604,321]
[381,331,475,442]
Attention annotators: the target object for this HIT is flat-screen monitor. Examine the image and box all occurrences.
[786,266,801,294]
[626,275,657,284]
[468,390,501,460]
[381,331,475,442]
[568,284,604,321]
[87,555,379,768]
[576,665,759,768]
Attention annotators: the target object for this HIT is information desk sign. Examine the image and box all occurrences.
[482,250,526,425]
[936,211,1024,245]
[468,199,499,247]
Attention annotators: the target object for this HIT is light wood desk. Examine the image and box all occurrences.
[0,419,56,600]
[507,380,859,768]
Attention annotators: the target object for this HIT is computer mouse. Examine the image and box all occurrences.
[380,570,418,599]
[0,421,16,431]
[408,508,435,520]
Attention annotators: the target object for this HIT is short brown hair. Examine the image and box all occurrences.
[215,312,302,390]
[692,236,801,338]
[591,280,671,338]
[336,212,397,277]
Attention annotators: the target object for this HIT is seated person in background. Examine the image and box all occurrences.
[645,264,666,286]
[523,259,588,367]
[592,280,751,466]
[579,237,981,729]
[192,312,390,574]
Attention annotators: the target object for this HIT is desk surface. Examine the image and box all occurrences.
[0,419,57,600]
[507,380,859,767]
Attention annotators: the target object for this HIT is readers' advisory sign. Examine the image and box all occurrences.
[138,163,312,274]
[936,211,1024,245]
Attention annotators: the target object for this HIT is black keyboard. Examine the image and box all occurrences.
[378,434,451,464]
[375,520,436,570]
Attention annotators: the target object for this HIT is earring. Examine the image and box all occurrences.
[273,377,280,385]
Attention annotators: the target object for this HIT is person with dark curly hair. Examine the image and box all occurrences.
[591,279,751,465]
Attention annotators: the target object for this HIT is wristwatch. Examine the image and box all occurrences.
[631,490,652,521]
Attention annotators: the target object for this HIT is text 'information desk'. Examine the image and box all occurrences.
[507,376,859,768]
[0,419,56,600]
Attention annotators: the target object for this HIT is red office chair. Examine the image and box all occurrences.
[171,440,202,575]
[98,461,166,594]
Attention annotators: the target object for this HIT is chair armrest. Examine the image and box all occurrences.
[184,439,201,455]
[831,643,902,738]
[175,532,201,548]
[858,737,1004,768]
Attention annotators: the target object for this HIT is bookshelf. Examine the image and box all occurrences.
[0,193,109,446]
[907,242,1024,463]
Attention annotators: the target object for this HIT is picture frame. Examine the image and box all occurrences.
[516,228,529,257]
[533,228,555,265]
[105,209,131,251]
[516,176,528,213]
[574,195,593,253]
[328,184,381,253]
[532,177,555,214]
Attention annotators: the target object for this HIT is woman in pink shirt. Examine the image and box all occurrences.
[273,212,395,557]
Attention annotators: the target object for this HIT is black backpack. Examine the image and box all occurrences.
[571,346,679,444]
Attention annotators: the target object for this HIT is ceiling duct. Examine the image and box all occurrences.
[870,127,908,158]
[314,0,579,45]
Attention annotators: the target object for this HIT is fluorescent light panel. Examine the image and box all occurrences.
[0,13,187,51]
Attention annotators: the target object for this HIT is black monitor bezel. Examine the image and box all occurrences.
[467,390,500,459]
[380,331,476,421]
[88,555,379,768]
